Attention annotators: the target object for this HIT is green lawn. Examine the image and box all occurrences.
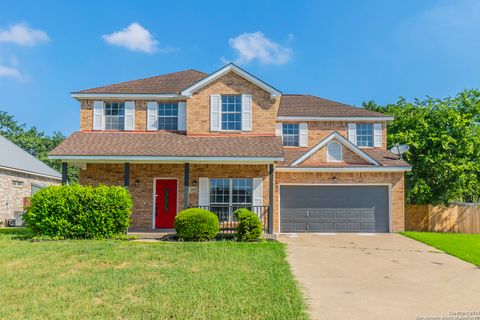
[401,231,480,266]
[0,228,307,320]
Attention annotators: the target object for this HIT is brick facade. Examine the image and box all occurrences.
[0,168,59,224]
[301,144,369,165]
[80,163,270,230]
[274,171,405,232]
[186,72,279,135]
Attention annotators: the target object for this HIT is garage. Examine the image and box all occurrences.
[280,185,390,233]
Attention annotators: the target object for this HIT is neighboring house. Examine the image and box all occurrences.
[50,63,410,233]
[0,135,61,225]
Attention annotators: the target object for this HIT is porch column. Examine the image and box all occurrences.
[123,163,130,189]
[184,163,190,209]
[268,164,274,234]
[61,162,68,185]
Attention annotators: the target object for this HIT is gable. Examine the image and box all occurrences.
[181,63,281,97]
[291,131,380,166]
[301,141,371,166]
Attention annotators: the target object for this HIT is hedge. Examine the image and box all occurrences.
[174,208,219,241]
[24,184,132,239]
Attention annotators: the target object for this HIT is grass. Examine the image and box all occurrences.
[0,228,307,320]
[401,231,480,266]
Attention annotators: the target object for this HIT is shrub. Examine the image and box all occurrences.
[24,184,132,239]
[234,208,263,241]
[174,208,219,241]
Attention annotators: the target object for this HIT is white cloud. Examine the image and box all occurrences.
[0,23,49,46]
[0,65,23,80]
[227,32,293,65]
[102,23,160,53]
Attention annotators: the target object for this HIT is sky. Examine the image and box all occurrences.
[1,0,480,136]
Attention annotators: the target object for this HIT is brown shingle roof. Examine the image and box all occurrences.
[278,94,388,118]
[50,132,284,159]
[278,147,409,167]
[73,70,208,94]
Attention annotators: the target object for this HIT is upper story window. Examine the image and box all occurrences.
[356,123,373,147]
[282,123,299,146]
[327,141,343,162]
[221,95,242,131]
[158,102,178,130]
[105,102,125,130]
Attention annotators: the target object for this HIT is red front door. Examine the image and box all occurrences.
[155,179,177,229]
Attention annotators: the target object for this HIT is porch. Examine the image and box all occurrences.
[65,162,275,233]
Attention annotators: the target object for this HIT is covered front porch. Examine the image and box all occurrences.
[62,162,275,234]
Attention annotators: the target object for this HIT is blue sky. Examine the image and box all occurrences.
[1,0,479,135]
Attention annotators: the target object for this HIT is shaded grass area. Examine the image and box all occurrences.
[0,228,307,320]
[401,231,480,266]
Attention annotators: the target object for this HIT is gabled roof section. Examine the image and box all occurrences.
[291,131,380,166]
[72,69,208,96]
[0,135,61,179]
[278,94,393,120]
[181,63,281,97]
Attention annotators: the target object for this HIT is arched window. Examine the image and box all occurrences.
[327,141,343,162]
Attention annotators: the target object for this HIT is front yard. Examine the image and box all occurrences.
[0,229,307,320]
[401,231,480,266]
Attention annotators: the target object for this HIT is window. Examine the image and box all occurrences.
[327,141,343,162]
[209,178,253,221]
[282,123,299,146]
[221,95,242,130]
[158,102,178,130]
[105,102,125,130]
[356,123,373,147]
[31,183,44,195]
[12,180,24,187]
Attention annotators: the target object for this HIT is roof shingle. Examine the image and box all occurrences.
[73,70,208,94]
[50,132,284,159]
[278,94,387,118]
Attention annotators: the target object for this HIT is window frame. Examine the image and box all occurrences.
[327,141,343,162]
[104,101,125,131]
[220,95,242,131]
[356,123,374,147]
[157,102,179,131]
[209,178,253,221]
[282,123,300,147]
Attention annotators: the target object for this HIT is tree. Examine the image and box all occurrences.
[0,110,78,182]
[364,90,480,205]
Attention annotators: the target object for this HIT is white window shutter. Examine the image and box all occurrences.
[146,102,158,131]
[253,178,263,207]
[124,101,135,131]
[93,101,104,130]
[348,123,357,145]
[374,123,382,147]
[299,123,308,147]
[275,123,283,136]
[198,178,210,207]
[178,101,186,131]
[210,94,221,131]
[241,94,252,131]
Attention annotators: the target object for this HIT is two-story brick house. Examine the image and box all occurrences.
[50,63,410,233]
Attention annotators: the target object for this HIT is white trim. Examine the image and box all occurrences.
[49,155,283,164]
[181,63,281,97]
[72,93,185,100]
[277,116,394,121]
[276,166,411,173]
[0,165,62,180]
[277,183,393,233]
[291,131,380,166]
[152,178,179,230]
[326,141,343,162]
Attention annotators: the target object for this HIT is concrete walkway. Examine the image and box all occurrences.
[280,233,480,320]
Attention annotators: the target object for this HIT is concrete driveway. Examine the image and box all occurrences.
[280,233,480,320]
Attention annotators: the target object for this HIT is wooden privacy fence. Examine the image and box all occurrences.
[405,204,480,234]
